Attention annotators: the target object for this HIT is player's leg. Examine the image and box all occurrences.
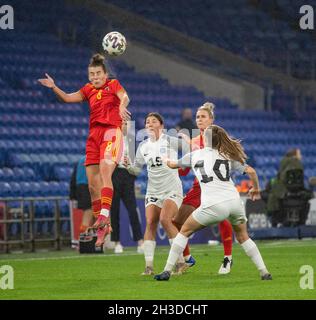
[173,188,200,266]
[160,199,180,239]
[218,220,234,275]
[173,204,195,264]
[86,164,102,219]
[230,199,272,280]
[76,184,94,233]
[233,223,272,280]
[155,212,205,281]
[160,198,188,274]
[93,127,123,246]
[142,204,160,275]
[173,204,195,226]
[80,209,94,233]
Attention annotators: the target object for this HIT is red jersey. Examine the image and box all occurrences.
[80,79,124,128]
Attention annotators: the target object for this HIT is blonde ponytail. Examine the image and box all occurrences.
[198,102,215,120]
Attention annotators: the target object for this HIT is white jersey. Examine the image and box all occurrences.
[178,147,247,207]
[131,134,184,196]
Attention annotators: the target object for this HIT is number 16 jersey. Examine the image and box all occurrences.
[178,147,247,208]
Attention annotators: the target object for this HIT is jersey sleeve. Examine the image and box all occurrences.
[231,160,247,174]
[110,79,124,94]
[79,83,90,101]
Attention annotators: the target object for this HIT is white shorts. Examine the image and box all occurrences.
[192,198,247,227]
[145,191,183,209]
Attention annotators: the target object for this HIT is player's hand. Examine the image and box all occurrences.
[123,156,130,167]
[178,132,191,144]
[248,188,261,201]
[38,73,55,89]
[120,107,131,121]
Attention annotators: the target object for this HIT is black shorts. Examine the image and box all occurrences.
[76,185,91,210]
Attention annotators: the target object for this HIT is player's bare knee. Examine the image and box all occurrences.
[159,215,170,229]
[235,231,249,244]
[146,218,158,230]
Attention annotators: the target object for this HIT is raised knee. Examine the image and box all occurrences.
[235,233,248,244]
[159,215,171,228]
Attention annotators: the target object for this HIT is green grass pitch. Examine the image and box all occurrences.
[0,240,316,300]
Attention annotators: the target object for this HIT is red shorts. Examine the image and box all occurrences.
[182,180,201,208]
[85,124,123,166]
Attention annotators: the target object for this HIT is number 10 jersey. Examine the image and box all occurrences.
[178,147,247,208]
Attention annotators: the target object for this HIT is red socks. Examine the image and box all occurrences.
[219,220,233,256]
[101,187,113,211]
[92,199,101,218]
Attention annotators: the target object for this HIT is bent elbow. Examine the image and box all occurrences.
[246,165,256,175]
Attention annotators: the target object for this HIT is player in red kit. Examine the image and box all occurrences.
[176,102,234,274]
[38,54,130,247]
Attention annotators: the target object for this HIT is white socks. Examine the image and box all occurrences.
[100,208,110,217]
[164,233,188,272]
[241,238,268,275]
[169,237,185,263]
[144,240,156,268]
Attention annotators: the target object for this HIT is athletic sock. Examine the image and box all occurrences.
[164,233,188,272]
[219,219,233,256]
[241,238,268,275]
[144,240,156,268]
[172,220,191,258]
[169,237,185,263]
[100,187,113,217]
[92,199,101,218]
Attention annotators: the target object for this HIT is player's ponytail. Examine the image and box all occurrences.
[89,53,107,73]
[205,125,247,164]
[198,102,215,120]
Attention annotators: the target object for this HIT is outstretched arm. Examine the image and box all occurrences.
[166,159,180,169]
[164,152,192,170]
[38,73,84,103]
[244,165,261,201]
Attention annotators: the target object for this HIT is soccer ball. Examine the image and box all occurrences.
[102,31,127,56]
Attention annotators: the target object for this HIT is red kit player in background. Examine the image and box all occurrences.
[177,102,234,274]
[38,54,130,247]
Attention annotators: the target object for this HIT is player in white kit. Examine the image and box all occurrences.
[126,112,188,275]
[154,124,272,281]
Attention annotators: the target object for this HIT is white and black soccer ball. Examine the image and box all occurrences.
[102,31,127,56]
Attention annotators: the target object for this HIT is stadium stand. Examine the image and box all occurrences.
[108,0,316,80]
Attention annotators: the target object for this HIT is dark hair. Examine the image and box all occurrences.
[89,53,107,73]
[145,112,164,125]
[204,125,247,164]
